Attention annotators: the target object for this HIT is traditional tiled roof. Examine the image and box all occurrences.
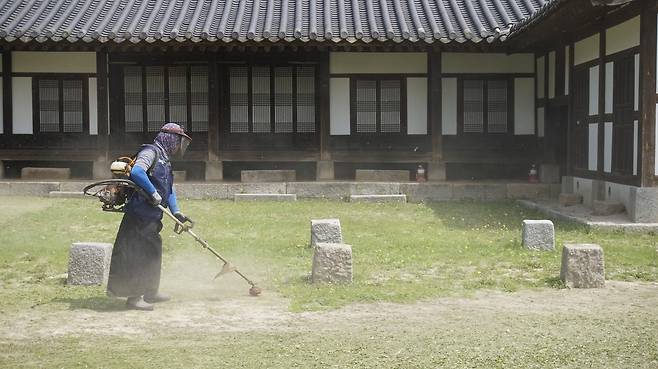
[0,0,555,45]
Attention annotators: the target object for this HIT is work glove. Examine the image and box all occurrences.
[174,212,192,225]
[150,191,162,206]
[173,212,193,234]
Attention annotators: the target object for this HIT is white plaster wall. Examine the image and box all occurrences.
[548,51,556,99]
[573,177,594,207]
[88,77,98,135]
[574,34,600,65]
[565,46,570,96]
[589,66,599,115]
[442,53,534,74]
[330,78,350,135]
[441,78,457,135]
[536,56,545,99]
[537,107,545,137]
[330,52,427,74]
[514,78,535,135]
[604,62,614,114]
[634,53,639,111]
[605,16,640,56]
[604,122,612,173]
[633,120,638,175]
[588,123,598,171]
[406,77,427,135]
[12,52,96,73]
[12,77,32,134]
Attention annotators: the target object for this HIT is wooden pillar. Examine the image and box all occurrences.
[2,51,11,136]
[319,50,330,161]
[428,49,445,180]
[566,41,575,176]
[208,53,220,162]
[92,50,110,179]
[640,2,657,187]
[597,30,605,178]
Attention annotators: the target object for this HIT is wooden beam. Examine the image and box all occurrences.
[639,2,657,186]
[2,51,11,136]
[597,30,605,178]
[319,50,330,160]
[429,49,442,161]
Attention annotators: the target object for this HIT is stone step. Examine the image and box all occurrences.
[592,200,625,216]
[49,191,87,199]
[234,193,297,202]
[350,194,407,203]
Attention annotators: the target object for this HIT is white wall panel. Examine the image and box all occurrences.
[548,51,556,99]
[330,78,350,135]
[575,34,600,65]
[514,78,535,135]
[604,122,612,173]
[536,56,545,98]
[88,77,98,135]
[441,78,457,135]
[330,52,427,74]
[634,53,639,111]
[12,77,32,134]
[442,53,534,74]
[537,107,545,137]
[589,66,599,115]
[565,46,570,96]
[13,52,96,73]
[588,123,598,171]
[605,62,614,114]
[605,16,640,55]
[406,77,427,135]
[634,120,638,175]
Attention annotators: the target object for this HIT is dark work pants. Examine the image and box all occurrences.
[107,212,163,297]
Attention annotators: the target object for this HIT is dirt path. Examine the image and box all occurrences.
[1,280,656,340]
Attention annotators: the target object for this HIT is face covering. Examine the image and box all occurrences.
[154,131,181,156]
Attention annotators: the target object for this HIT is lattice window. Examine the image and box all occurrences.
[353,78,403,134]
[463,80,484,133]
[296,66,315,133]
[38,79,60,133]
[380,80,401,133]
[275,67,293,133]
[487,80,508,134]
[230,66,249,133]
[36,78,86,134]
[190,66,209,132]
[123,65,209,134]
[62,79,84,133]
[123,66,143,133]
[228,65,317,134]
[355,80,378,133]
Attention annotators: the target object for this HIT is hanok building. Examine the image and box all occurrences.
[0,0,657,213]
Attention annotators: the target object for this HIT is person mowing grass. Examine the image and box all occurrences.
[107,122,193,311]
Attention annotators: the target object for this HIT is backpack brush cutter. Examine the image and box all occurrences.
[83,179,262,297]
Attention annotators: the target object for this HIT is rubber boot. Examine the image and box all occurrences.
[126,296,154,311]
[144,292,171,304]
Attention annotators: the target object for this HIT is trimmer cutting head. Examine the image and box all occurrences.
[248,286,262,296]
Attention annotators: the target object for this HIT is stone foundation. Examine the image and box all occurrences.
[241,170,296,183]
[312,243,353,284]
[355,169,409,182]
[560,243,605,288]
[67,242,113,286]
[21,167,71,180]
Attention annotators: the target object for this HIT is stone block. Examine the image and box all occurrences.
[226,183,287,196]
[355,169,410,182]
[67,242,113,286]
[560,243,605,288]
[58,181,90,192]
[522,220,555,251]
[539,164,560,184]
[205,161,223,181]
[173,170,187,182]
[561,176,575,194]
[286,182,351,199]
[559,193,583,206]
[507,183,552,200]
[592,200,625,216]
[628,187,658,223]
[0,182,60,196]
[400,183,453,202]
[350,194,407,203]
[482,184,508,200]
[21,167,71,180]
[311,219,343,247]
[350,182,400,195]
[241,170,296,183]
[312,243,353,284]
[453,183,506,201]
[174,183,229,199]
[92,160,112,180]
[234,193,297,202]
[316,161,335,180]
[49,191,87,199]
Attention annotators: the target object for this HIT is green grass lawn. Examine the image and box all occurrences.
[0,196,656,312]
[1,196,657,369]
